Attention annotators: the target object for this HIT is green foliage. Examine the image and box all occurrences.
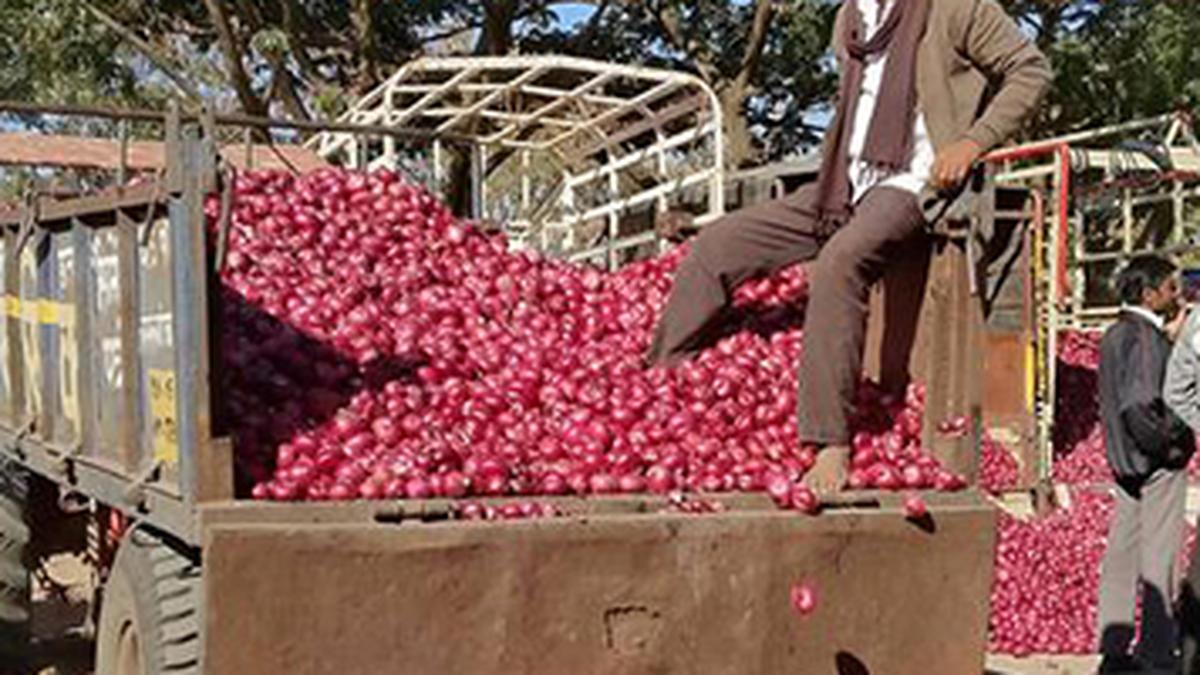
[2,1,1200,158]
[1002,0,1200,137]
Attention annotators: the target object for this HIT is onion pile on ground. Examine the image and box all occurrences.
[989,488,1114,655]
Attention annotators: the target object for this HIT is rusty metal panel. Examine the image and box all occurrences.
[49,227,81,448]
[90,223,126,462]
[138,212,180,485]
[864,236,982,480]
[863,237,932,392]
[0,232,9,424]
[979,189,1038,488]
[17,234,45,434]
[925,240,984,479]
[203,501,997,675]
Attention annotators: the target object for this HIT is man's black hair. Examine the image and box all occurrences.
[1116,255,1177,306]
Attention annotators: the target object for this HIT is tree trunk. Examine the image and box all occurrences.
[720,86,758,169]
[202,0,268,116]
[446,1,520,216]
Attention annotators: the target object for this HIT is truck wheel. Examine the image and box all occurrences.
[95,528,201,675]
[0,460,30,667]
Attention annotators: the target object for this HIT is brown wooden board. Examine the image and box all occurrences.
[864,186,1037,485]
[864,235,982,480]
[202,500,996,675]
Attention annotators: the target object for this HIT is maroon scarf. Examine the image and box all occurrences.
[815,0,931,225]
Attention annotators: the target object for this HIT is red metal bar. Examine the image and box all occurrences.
[982,142,1074,304]
[1056,145,1072,303]
[985,141,1065,164]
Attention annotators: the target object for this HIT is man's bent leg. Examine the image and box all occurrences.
[646,185,825,365]
[797,187,926,446]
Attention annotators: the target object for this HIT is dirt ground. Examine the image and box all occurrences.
[28,554,94,675]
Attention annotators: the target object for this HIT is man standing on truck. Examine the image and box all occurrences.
[645,0,1052,494]
[1097,255,1192,673]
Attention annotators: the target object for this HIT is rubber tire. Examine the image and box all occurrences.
[0,459,30,667]
[95,528,201,675]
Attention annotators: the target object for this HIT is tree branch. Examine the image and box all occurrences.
[731,0,775,95]
[645,1,719,84]
[275,0,321,83]
[268,64,312,122]
[351,0,380,88]
[81,1,205,103]
[202,0,267,115]
[570,0,613,51]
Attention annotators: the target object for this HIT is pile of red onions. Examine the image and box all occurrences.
[210,168,1200,654]
[1052,329,1200,483]
[979,433,1021,494]
[989,488,1114,655]
[1052,330,1109,484]
[208,168,969,506]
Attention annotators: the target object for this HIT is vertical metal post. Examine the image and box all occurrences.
[73,219,97,457]
[244,127,254,170]
[170,129,215,506]
[521,150,531,222]
[116,209,141,474]
[1040,150,1068,483]
[432,140,444,194]
[655,129,668,255]
[470,144,485,221]
[357,134,368,171]
[36,232,56,443]
[1073,207,1085,317]
[1173,179,1185,247]
[608,167,620,271]
[4,228,23,425]
[1122,186,1133,256]
[384,132,396,172]
[117,120,130,187]
[480,145,490,225]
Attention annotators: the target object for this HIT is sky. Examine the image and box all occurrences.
[552,4,596,27]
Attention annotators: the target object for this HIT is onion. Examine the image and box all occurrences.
[902,493,927,520]
[789,582,818,617]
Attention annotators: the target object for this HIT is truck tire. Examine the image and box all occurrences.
[95,528,201,675]
[0,460,30,667]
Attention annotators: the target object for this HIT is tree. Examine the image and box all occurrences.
[521,1,839,167]
[1001,0,1200,137]
[5,1,1199,165]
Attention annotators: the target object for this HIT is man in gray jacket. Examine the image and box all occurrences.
[1166,284,1200,675]
[1098,255,1193,673]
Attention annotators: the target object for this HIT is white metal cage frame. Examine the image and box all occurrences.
[311,55,726,270]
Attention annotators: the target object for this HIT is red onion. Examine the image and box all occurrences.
[789,582,818,617]
[903,493,927,520]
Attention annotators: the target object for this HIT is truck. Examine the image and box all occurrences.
[0,56,1022,675]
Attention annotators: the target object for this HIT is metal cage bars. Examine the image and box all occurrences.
[310,56,726,270]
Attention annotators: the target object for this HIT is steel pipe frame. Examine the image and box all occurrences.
[313,56,726,272]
